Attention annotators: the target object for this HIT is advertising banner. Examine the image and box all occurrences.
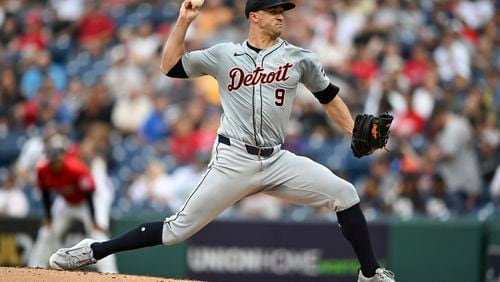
[485,223,500,282]
[187,220,388,282]
[0,217,86,267]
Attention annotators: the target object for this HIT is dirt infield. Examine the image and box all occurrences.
[0,267,201,282]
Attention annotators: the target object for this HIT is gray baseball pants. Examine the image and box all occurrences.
[162,135,360,245]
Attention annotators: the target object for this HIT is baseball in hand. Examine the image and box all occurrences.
[190,0,204,7]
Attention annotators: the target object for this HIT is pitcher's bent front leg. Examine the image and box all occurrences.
[161,163,257,245]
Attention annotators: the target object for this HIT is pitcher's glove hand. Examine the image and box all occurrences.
[351,113,393,158]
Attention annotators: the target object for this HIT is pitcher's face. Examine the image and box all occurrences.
[254,6,286,38]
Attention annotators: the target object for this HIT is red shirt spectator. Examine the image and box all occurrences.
[404,46,431,88]
[79,5,115,44]
[393,110,425,139]
[17,12,46,51]
[350,49,378,83]
[170,118,202,164]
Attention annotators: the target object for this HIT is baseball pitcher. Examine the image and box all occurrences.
[49,1,395,281]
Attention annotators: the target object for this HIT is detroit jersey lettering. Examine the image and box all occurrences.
[182,38,329,146]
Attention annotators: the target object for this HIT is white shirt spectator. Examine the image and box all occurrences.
[412,87,436,120]
[0,176,29,217]
[364,80,407,115]
[50,0,84,22]
[436,115,482,194]
[127,161,173,207]
[336,8,367,46]
[104,45,146,100]
[455,0,494,29]
[111,89,153,134]
[15,135,44,184]
[238,194,284,220]
[491,165,500,199]
[128,22,160,65]
[433,38,471,82]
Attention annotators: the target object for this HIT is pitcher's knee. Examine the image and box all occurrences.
[162,234,184,246]
[161,221,192,245]
[336,182,360,211]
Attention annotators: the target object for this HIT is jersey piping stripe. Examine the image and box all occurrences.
[259,41,286,143]
[164,149,217,225]
[242,53,259,145]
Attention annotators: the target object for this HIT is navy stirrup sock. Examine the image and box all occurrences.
[91,221,164,260]
[336,204,380,277]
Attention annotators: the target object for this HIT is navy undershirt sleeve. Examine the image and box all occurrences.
[313,83,339,104]
[166,58,188,78]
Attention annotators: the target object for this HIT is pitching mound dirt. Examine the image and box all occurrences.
[0,267,201,282]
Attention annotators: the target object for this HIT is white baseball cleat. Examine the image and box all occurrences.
[49,238,98,270]
[358,268,396,282]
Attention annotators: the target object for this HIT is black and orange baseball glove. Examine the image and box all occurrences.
[351,113,393,158]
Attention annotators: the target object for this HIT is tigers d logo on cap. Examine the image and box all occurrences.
[245,0,296,18]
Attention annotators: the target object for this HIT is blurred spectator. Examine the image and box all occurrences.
[334,0,370,47]
[237,194,285,220]
[24,78,69,127]
[62,77,86,122]
[370,155,400,206]
[391,174,424,218]
[304,125,337,168]
[50,0,85,23]
[454,0,495,30]
[282,119,306,155]
[392,95,425,139]
[381,42,404,75]
[140,95,170,144]
[411,70,442,120]
[298,101,329,136]
[127,160,173,211]
[424,174,452,219]
[0,170,29,217]
[20,50,67,99]
[78,1,114,48]
[398,143,422,175]
[428,103,482,212]
[359,176,385,219]
[404,44,431,89]
[433,31,471,83]
[74,83,114,138]
[168,150,212,211]
[0,12,21,65]
[128,21,160,66]
[364,76,406,115]
[0,67,24,126]
[491,166,500,210]
[104,45,146,100]
[192,0,235,42]
[17,11,47,52]
[48,0,83,63]
[111,88,153,135]
[477,127,500,184]
[483,70,500,113]
[15,124,59,185]
[350,47,379,85]
[170,115,201,165]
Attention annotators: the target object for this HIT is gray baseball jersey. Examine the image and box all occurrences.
[182,38,329,146]
[161,38,359,245]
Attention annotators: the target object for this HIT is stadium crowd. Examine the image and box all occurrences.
[0,0,499,222]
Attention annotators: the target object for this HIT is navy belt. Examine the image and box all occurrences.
[218,134,274,157]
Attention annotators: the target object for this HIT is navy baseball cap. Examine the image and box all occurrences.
[245,0,296,18]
